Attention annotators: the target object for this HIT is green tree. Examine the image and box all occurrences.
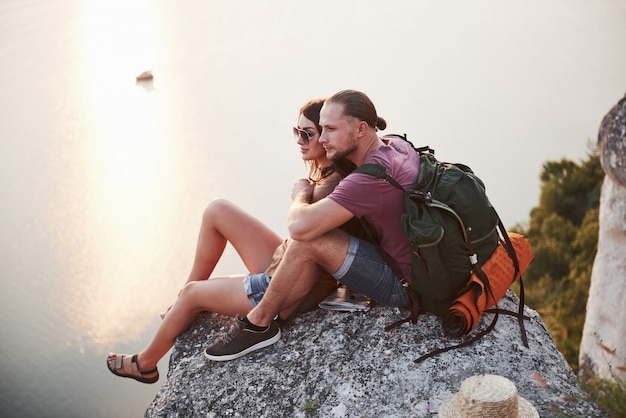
[515,146,603,371]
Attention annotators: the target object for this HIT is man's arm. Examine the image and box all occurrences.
[287,179,354,241]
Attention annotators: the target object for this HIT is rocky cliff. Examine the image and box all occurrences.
[580,93,626,382]
[146,291,604,417]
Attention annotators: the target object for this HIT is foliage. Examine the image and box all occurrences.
[581,370,626,417]
[513,145,604,372]
[301,397,320,416]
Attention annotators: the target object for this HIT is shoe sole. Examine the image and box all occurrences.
[204,328,281,362]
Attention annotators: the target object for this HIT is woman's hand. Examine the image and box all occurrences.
[291,178,315,203]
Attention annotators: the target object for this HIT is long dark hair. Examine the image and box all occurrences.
[299,99,357,181]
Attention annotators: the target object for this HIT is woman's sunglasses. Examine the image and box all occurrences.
[293,127,316,143]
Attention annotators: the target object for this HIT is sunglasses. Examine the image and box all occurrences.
[293,127,317,143]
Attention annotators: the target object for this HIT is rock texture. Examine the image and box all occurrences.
[146,292,604,417]
[597,94,626,188]
[580,94,626,382]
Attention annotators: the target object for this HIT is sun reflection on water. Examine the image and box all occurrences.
[54,0,185,352]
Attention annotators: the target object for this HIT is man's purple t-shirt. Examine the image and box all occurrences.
[327,137,420,279]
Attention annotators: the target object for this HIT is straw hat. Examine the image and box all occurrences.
[439,374,538,418]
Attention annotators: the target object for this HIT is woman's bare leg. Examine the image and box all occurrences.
[186,199,283,283]
[161,199,280,319]
[110,275,252,375]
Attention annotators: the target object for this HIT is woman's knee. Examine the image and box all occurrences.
[202,199,245,233]
[178,281,205,309]
[203,199,234,221]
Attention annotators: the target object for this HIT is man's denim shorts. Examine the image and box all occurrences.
[332,235,409,308]
[243,235,409,309]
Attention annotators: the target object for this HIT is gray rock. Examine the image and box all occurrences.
[146,291,605,417]
[597,93,626,188]
[579,175,626,383]
[579,94,626,383]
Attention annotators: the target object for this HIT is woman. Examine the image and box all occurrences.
[107,99,359,384]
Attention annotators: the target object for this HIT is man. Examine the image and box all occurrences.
[204,90,421,361]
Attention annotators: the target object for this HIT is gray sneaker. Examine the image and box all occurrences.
[204,315,281,361]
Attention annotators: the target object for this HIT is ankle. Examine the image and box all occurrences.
[246,309,273,328]
[136,353,156,371]
[241,315,268,331]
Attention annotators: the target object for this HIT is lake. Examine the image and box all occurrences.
[1,0,624,416]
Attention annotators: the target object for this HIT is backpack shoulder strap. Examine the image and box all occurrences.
[353,163,405,192]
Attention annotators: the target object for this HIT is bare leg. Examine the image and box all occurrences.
[110,275,252,374]
[186,199,283,283]
[160,199,283,319]
[247,229,351,326]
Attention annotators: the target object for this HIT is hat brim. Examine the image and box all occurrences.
[437,392,460,418]
[517,396,539,418]
[438,392,539,418]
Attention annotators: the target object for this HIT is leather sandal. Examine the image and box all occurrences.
[106,353,159,384]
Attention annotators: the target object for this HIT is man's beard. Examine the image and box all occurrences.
[329,132,358,162]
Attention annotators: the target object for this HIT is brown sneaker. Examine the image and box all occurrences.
[204,315,281,361]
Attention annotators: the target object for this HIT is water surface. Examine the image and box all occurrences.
[1,1,624,416]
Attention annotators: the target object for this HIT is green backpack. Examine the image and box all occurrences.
[354,135,529,362]
[353,135,499,317]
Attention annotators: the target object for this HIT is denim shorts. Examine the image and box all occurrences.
[243,273,271,307]
[243,236,409,309]
[332,236,409,308]
[243,272,312,314]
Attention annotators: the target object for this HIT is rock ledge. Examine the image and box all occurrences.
[146,292,604,417]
